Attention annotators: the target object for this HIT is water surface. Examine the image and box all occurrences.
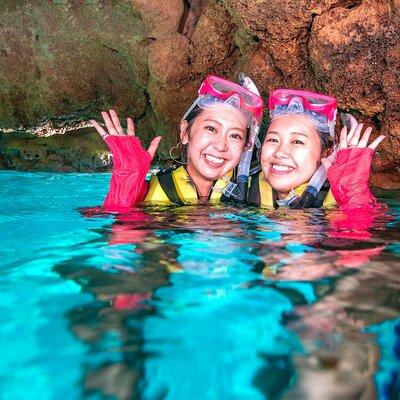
[0,171,399,399]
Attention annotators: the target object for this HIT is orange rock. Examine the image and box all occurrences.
[0,0,398,185]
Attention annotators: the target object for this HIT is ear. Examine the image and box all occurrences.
[180,120,190,144]
[244,137,253,151]
[322,147,333,159]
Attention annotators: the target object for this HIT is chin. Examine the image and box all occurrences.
[267,179,291,193]
[202,170,223,181]
[274,186,292,195]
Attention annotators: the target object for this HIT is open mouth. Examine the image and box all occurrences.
[204,154,225,166]
[270,163,295,174]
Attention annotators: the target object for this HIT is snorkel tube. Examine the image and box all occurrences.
[222,74,262,203]
[288,161,333,208]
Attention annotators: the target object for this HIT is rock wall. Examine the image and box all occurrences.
[0,0,399,187]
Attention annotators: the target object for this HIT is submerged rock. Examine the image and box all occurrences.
[0,0,398,187]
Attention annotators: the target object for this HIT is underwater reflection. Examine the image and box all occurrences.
[53,204,399,399]
[255,208,399,399]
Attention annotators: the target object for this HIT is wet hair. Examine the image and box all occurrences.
[184,106,205,130]
[317,130,334,156]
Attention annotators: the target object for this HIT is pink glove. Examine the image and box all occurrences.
[103,135,151,213]
[328,148,377,209]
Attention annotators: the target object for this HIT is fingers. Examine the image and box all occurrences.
[321,157,333,171]
[101,111,119,136]
[109,109,124,135]
[357,127,372,148]
[147,136,162,161]
[99,109,135,136]
[367,135,386,150]
[348,123,363,146]
[90,119,109,139]
[347,114,358,131]
[127,118,135,137]
[339,126,348,149]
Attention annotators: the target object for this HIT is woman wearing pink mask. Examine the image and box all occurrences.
[246,89,385,209]
[91,75,263,212]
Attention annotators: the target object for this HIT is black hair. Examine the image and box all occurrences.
[317,130,335,156]
[184,106,204,130]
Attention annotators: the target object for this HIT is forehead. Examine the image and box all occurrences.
[199,104,247,129]
[268,114,318,135]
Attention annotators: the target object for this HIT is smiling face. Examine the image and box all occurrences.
[261,114,322,199]
[181,104,247,196]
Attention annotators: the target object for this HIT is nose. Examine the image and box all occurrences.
[212,134,228,152]
[273,142,289,158]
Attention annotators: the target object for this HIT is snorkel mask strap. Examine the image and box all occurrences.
[181,95,203,122]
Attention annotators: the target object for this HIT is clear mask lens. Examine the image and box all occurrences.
[197,94,252,126]
[270,97,335,136]
[224,93,241,109]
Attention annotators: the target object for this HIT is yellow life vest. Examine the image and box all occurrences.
[248,171,336,209]
[144,166,232,205]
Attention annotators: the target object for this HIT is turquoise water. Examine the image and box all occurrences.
[0,171,399,399]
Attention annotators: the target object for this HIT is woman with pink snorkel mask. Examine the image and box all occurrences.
[91,75,263,211]
[246,89,385,209]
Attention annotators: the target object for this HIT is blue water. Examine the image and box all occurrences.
[0,171,399,399]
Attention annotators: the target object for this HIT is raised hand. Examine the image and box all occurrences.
[321,118,385,171]
[338,121,385,151]
[90,109,161,161]
[91,110,162,212]
[324,119,386,209]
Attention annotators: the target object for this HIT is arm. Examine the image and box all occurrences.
[91,110,161,213]
[323,121,385,210]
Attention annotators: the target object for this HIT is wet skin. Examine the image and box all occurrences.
[261,114,322,199]
[180,105,247,198]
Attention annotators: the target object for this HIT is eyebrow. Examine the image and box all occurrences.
[202,119,245,132]
[202,119,222,126]
[267,130,309,138]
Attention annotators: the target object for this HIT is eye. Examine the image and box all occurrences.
[292,139,305,145]
[230,133,244,140]
[205,125,217,133]
[265,137,278,143]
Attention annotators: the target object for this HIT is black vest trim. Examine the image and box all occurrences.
[157,171,185,205]
[313,181,330,208]
[248,172,261,206]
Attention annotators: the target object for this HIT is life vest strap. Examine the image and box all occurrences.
[157,171,185,205]
[248,173,261,206]
[313,181,330,207]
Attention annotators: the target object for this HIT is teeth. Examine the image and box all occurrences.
[272,164,294,172]
[205,154,224,164]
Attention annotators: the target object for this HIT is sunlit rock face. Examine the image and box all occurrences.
[0,0,398,186]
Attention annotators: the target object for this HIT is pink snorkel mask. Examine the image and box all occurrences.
[182,75,264,127]
[269,89,337,137]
